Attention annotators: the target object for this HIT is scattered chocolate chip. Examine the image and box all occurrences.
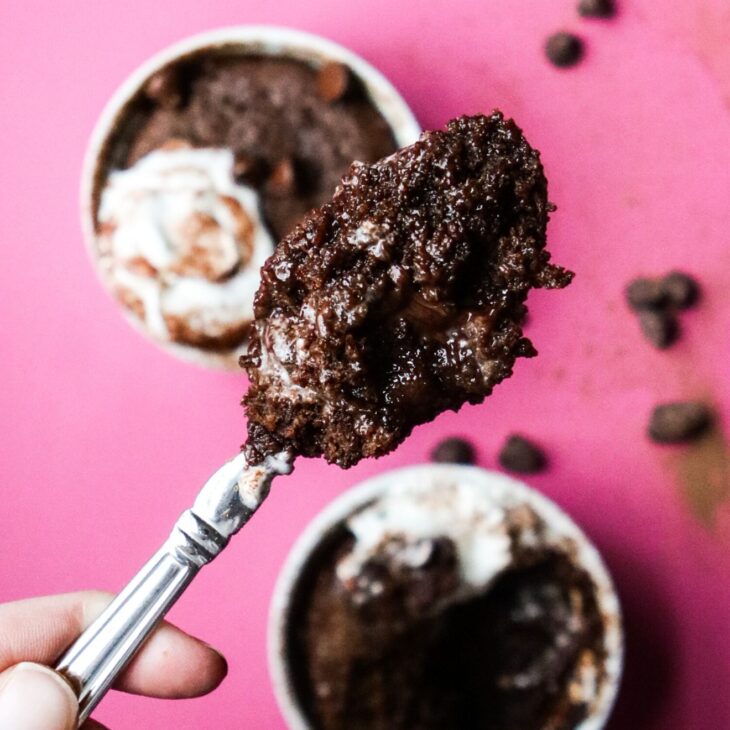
[625,278,667,311]
[233,152,267,186]
[317,61,354,103]
[545,32,584,68]
[661,271,700,310]
[648,402,712,444]
[430,437,476,465]
[267,158,297,196]
[638,309,678,349]
[144,67,183,109]
[626,271,701,349]
[498,435,547,474]
[578,0,616,18]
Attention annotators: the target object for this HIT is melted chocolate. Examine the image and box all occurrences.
[243,113,572,467]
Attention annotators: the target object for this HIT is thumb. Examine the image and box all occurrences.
[0,662,78,730]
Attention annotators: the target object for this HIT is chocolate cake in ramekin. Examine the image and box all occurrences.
[82,27,420,368]
[269,465,623,730]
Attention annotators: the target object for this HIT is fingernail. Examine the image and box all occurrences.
[0,663,78,730]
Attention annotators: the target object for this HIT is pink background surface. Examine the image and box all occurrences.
[2,1,730,727]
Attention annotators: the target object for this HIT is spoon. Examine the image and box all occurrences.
[54,450,293,726]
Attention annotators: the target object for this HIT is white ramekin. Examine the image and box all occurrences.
[81,26,422,370]
[268,464,623,730]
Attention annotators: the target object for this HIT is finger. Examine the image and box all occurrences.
[117,620,227,698]
[0,591,227,698]
[0,591,112,671]
[0,662,78,730]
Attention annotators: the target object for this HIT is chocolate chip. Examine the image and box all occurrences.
[421,536,458,570]
[578,0,616,18]
[317,62,354,103]
[625,278,667,311]
[638,309,678,349]
[430,437,475,464]
[661,271,700,310]
[498,435,547,474]
[545,32,584,68]
[648,402,712,444]
[144,67,183,109]
[267,158,297,196]
[233,152,267,186]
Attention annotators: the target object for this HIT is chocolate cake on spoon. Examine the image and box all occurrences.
[55,112,572,725]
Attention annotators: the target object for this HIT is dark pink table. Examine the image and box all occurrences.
[1,1,728,727]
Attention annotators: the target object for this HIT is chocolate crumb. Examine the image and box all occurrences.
[499,435,547,474]
[638,309,678,349]
[661,271,700,310]
[143,67,183,109]
[545,32,584,68]
[625,278,667,311]
[578,0,616,18]
[648,402,712,444]
[430,437,476,465]
[267,158,297,197]
[317,62,354,103]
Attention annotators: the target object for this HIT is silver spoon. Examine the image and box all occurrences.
[54,450,293,726]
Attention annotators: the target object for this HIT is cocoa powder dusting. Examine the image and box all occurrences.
[670,426,730,527]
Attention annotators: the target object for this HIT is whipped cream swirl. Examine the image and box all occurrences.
[336,476,514,592]
[97,146,274,349]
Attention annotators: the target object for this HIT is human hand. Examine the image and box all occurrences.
[0,591,227,729]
